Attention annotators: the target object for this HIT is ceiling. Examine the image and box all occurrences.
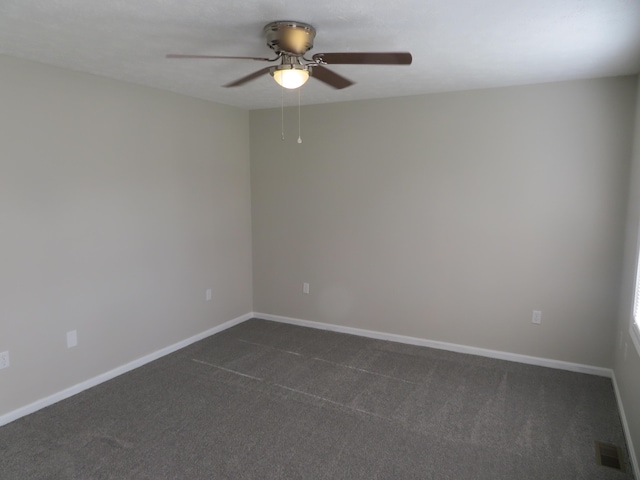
[1,0,639,110]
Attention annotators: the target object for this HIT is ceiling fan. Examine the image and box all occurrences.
[167,21,412,90]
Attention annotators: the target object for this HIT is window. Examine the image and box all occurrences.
[632,239,640,356]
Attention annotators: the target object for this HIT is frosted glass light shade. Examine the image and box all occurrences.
[273,68,309,89]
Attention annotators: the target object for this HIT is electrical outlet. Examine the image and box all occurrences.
[624,342,628,361]
[67,330,78,348]
[532,310,542,325]
[0,351,9,369]
[303,283,310,294]
[206,289,212,301]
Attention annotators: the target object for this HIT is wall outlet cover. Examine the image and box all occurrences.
[532,310,542,325]
[0,351,9,369]
[67,330,78,348]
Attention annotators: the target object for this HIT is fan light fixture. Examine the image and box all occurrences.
[271,65,309,89]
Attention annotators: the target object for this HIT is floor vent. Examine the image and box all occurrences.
[595,441,624,471]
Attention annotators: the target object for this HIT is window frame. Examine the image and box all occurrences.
[631,225,640,357]
[631,310,640,357]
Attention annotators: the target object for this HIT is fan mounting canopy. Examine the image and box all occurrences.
[264,21,316,56]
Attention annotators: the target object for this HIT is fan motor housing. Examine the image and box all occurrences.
[264,21,316,56]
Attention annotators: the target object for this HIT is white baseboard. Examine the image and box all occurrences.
[3,311,633,472]
[0,311,616,424]
[254,312,613,378]
[611,372,639,478]
[0,312,253,428]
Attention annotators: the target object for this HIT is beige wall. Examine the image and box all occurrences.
[0,55,253,416]
[614,76,640,472]
[251,77,636,368]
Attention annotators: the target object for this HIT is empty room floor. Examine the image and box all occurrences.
[0,319,634,479]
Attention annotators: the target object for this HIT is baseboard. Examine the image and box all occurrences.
[1,311,615,427]
[0,312,253,428]
[611,372,639,478]
[254,312,613,378]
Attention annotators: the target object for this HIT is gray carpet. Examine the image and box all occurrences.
[0,318,634,479]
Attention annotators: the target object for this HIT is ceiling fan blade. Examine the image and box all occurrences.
[166,54,274,61]
[223,66,273,87]
[311,66,354,90]
[312,52,412,65]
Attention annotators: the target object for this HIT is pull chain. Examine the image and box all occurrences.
[297,87,302,144]
[281,84,285,141]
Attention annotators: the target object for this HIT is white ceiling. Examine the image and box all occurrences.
[1,0,639,110]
